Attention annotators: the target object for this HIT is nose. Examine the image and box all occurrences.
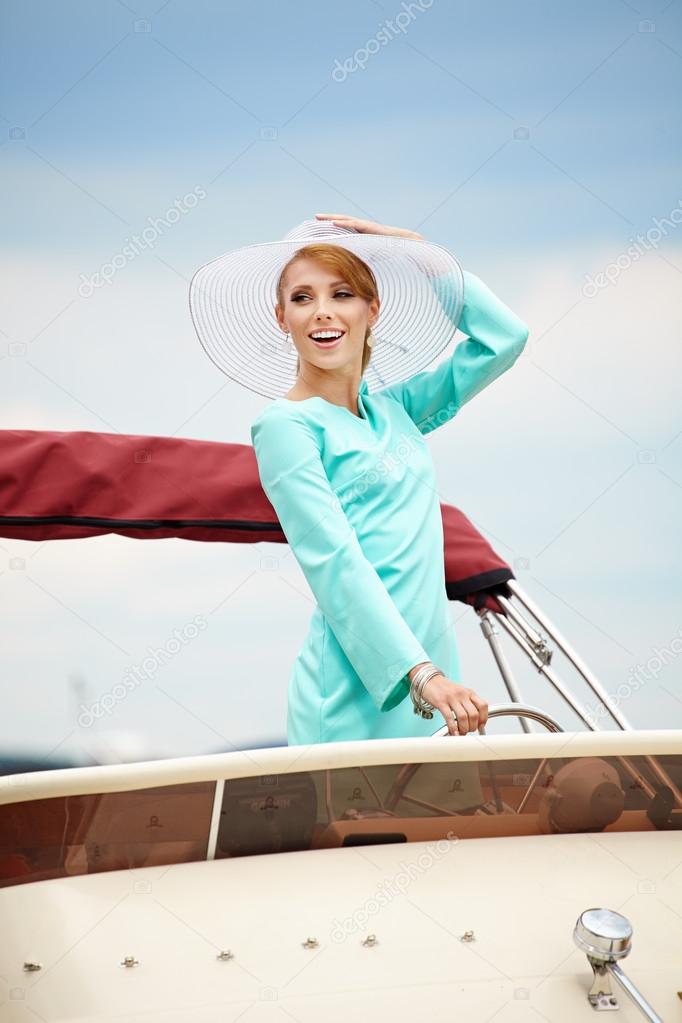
[313,294,337,320]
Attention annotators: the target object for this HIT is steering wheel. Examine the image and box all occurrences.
[383,704,563,816]
[430,702,564,737]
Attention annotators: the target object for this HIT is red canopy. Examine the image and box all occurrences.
[0,430,512,612]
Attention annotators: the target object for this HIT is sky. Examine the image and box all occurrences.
[1,0,681,765]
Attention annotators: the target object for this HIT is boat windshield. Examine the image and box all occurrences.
[1,751,680,888]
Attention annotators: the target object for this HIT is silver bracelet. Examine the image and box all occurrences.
[409,661,444,719]
[411,671,439,718]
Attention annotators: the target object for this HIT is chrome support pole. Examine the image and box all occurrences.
[504,582,631,728]
[490,609,599,730]
[607,963,664,1022]
[500,582,682,811]
[478,613,533,733]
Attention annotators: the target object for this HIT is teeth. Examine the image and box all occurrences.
[311,331,343,340]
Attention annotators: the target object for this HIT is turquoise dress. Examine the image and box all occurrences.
[251,269,529,746]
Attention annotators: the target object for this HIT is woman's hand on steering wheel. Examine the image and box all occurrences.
[422,675,489,736]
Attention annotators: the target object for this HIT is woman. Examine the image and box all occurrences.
[190,213,529,746]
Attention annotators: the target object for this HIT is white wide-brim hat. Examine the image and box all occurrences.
[189,217,465,399]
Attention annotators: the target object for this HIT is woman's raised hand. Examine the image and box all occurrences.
[315,212,423,241]
[421,674,489,737]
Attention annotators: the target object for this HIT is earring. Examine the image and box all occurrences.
[367,330,375,348]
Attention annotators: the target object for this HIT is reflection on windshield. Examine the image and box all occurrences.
[0,754,679,888]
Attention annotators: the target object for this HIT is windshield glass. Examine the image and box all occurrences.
[1,752,679,888]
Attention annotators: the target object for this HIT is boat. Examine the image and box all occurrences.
[0,426,680,1022]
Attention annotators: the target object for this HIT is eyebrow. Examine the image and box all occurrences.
[288,280,351,293]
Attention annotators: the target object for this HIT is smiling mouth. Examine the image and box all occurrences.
[310,331,345,349]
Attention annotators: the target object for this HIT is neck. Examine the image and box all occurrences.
[292,366,363,415]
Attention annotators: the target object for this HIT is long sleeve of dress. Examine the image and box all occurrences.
[251,410,431,713]
[378,269,530,434]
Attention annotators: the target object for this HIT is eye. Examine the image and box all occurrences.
[291,290,353,302]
